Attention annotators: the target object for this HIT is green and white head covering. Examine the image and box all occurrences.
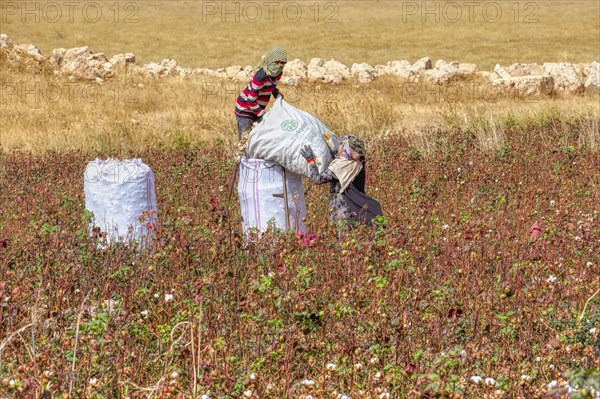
[257,47,288,77]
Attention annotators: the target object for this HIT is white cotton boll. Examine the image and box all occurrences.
[470,376,482,384]
[485,377,497,386]
[548,380,558,389]
[201,395,210,399]
[164,293,174,302]
[326,362,337,371]
[301,379,316,386]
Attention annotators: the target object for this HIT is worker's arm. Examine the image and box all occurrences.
[307,164,337,185]
[301,145,338,184]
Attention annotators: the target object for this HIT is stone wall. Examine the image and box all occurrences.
[1,34,598,95]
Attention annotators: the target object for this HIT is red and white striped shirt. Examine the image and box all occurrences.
[235,69,281,120]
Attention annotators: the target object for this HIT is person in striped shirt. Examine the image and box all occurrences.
[235,47,287,141]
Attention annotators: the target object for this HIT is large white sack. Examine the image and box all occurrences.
[238,159,306,235]
[84,158,157,247]
[247,97,339,177]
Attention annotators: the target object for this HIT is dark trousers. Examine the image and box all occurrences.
[236,115,254,141]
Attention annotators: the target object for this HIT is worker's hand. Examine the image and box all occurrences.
[300,145,316,164]
[322,132,335,151]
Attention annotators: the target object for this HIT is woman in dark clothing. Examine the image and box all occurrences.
[300,134,383,227]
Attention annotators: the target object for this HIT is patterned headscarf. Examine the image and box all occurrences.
[257,47,288,77]
[342,134,366,160]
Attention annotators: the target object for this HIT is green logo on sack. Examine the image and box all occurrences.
[281,119,298,131]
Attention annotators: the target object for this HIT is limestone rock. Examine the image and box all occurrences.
[307,58,349,84]
[493,75,554,96]
[283,59,308,78]
[142,58,189,78]
[142,62,164,77]
[50,48,67,71]
[323,59,351,83]
[0,33,13,51]
[281,59,306,86]
[423,68,451,84]
[51,46,115,80]
[493,64,512,80]
[542,62,584,94]
[109,53,136,67]
[377,60,413,79]
[583,62,600,94]
[307,58,326,81]
[351,63,376,84]
[8,44,47,72]
[506,63,543,77]
[224,65,253,81]
[412,57,432,71]
[423,60,473,84]
[456,62,478,75]
[192,67,214,76]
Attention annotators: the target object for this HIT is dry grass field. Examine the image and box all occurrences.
[2,0,599,69]
[1,69,599,153]
[1,1,599,153]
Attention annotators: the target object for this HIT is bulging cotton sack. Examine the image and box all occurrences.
[84,158,157,247]
[246,97,339,177]
[238,158,306,235]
